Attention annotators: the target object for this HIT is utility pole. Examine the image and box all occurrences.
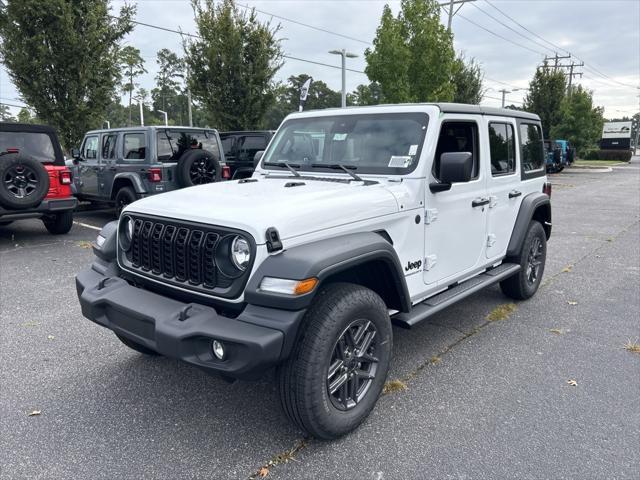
[499,89,509,108]
[442,0,476,32]
[186,65,193,127]
[544,53,571,72]
[566,61,584,95]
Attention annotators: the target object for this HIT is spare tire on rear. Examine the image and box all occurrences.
[176,149,221,188]
[0,154,50,209]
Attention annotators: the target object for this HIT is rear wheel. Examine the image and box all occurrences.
[114,186,137,217]
[42,210,73,234]
[500,220,547,300]
[277,283,392,439]
[115,333,160,356]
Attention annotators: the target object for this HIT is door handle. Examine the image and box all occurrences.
[509,190,522,198]
[472,198,490,208]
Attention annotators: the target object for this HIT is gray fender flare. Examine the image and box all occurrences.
[245,231,411,312]
[506,192,551,257]
[111,172,147,197]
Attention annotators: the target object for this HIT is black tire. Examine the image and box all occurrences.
[114,186,137,217]
[556,165,564,172]
[0,154,50,209]
[500,220,547,300]
[115,333,160,356]
[42,210,73,235]
[277,283,392,440]
[176,149,221,188]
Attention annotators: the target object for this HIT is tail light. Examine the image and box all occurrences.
[6,148,19,154]
[222,165,231,180]
[59,170,72,185]
[148,168,162,182]
[543,182,552,197]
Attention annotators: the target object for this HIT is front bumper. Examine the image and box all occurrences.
[76,264,305,379]
[0,197,77,219]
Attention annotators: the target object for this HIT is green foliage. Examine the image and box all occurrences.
[550,85,604,156]
[0,0,134,149]
[151,49,187,125]
[365,0,455,103]
[16,107,40,124]
[582,149,631,161]
[0,105,16,122]
[451,55,484,104]
[350,83,383,106]
[119,45,147,126]
[523,64,566,138]
[184,0,283,130]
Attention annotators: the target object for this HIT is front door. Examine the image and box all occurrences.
[78,134,100,197]
[424,117,488,285]
[99,133,118,198]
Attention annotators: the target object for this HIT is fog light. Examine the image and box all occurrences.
[211,340,225,360]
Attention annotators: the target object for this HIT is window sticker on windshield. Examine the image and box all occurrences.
[388,156,413,168]
[408,144,418,156]
[333,133,348,141]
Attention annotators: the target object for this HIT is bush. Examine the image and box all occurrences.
[580,149,632,161]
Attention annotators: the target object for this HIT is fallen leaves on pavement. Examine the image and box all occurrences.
[258,467,269,477]
[27,410,41,416]
[623,339,640,354]
[567,380,578,387]
[567,301,578,306]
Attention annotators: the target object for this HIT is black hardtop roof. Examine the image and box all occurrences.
[219,130,276,136]
[0,122,61,135]
[84,125,219,135]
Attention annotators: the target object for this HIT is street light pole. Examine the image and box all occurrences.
[138,98,144,126]
[157,109,168,126]
[329,49,358,108]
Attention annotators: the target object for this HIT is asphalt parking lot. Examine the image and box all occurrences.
[1,159,639,480]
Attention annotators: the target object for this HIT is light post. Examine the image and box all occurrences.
[157,109,168,126]
[499,88,523,108]
[329,49,358,108]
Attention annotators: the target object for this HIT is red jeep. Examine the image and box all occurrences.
[0,123,77,234]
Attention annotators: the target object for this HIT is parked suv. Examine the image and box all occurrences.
[76,104,552,439]
[71,126,227,214]
[0,122,76,234]
[219,130,274,179]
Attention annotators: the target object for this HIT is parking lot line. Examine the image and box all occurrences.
[73,221,102,232]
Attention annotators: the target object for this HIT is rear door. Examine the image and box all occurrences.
[484,118,521,260]
[99,133,118,198]
[78,134,100,197]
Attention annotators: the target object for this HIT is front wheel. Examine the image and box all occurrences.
[114,186,137,217]
[277,283,392,440]
[42,211,73,235]
[500,220,547,300]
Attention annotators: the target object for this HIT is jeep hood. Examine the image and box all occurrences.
[125,176,400,244]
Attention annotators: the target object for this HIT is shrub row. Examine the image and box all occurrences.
[581,149,632,161]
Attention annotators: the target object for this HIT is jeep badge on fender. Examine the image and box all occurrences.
[76,103,551,440]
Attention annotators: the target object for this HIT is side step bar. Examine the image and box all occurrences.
[392,263,521,329]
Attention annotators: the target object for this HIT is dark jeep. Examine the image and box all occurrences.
[219,130,275,179]
[71,126,228,215]
[0,122,76,234]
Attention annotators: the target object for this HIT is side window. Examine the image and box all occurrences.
[488,123,516,176]
[101,134,117,160]
[519,123,544,172]
[238,136,266,162]
[82,135,99,160]
[122,133,146,160]
[432,121,479,180]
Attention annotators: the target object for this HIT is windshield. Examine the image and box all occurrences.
[0,131,59,164]
[157,129,221,162]
[262,113,428,175]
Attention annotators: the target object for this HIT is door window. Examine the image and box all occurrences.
[488,123,516,176]
[432,121,479,180]
[102,134,117,160]
[82,135,99,160]
[238,136,266,162]
[519,123,544,172]
[123,133,146,160]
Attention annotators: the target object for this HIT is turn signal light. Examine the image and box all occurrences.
[148,168,162,182]
[260,277,318,296]
[59,170,72,185]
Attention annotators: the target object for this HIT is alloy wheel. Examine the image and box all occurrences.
[4,164,39,199]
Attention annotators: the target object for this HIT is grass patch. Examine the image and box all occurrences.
[574,160,624,167]
[486,303,517,322]
[430,355,441,365]
[77,240,92,249]
[383,379,408,394]
[550,328,564,335]
[623,339,640,354]
[251,440,308,479]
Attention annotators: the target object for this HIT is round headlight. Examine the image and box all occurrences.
[119,216,134,251]
[230,236,251,271]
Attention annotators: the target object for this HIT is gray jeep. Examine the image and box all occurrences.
[71,126,226,214]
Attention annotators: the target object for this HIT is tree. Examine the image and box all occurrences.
[523,64,566,139]
[451,55,484,104]
[1,104,16,122]
[17,107,38,124]
[119,46,147,127]
[184,0,283,130]
[0,0,134,148]
[365,0,455,103]
[350,82,383,106]
[550,85,604,155]
[151,48,187,125]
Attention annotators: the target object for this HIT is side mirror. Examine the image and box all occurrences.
[253,150,265,169]
[429,152,473,193]
[71,148,81,160]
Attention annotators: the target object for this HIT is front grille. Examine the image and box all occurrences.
[120,215,253,298]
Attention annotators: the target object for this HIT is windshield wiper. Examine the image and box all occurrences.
[311,163,363,182]
[263,161,301,177]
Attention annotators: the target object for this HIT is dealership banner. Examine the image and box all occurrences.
[299,77,313,112]
[602,121,632,139]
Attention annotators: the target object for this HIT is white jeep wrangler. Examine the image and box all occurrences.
[76,104,551,439]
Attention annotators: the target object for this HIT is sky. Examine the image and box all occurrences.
[1,0,639,120]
